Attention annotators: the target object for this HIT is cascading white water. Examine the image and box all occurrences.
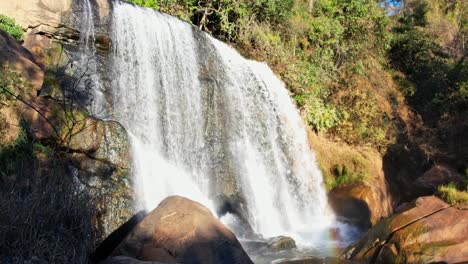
[111,4,214,211]
[110,1,334,245]
[77,0,105,116]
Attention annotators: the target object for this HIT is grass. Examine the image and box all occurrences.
[0,180,98,263]
[0,123,98,263]
[437,182,468,205]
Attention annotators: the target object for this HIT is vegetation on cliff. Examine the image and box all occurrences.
[0,15,23,41]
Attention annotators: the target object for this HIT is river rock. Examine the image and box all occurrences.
[109,195,254,264]
[268,236,297,252]
[342,196,468,263]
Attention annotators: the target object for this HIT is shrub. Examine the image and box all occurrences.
[297,92,342,132]
[0,15,23,41]
[437,182,468,205]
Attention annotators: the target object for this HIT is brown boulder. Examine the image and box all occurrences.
[103,256,167,264]
[329,182,392,230]
[0,29,44,145]
[414,164,464,192]
[110,195,253,264]
[0,29,44,93]
[342,196,468,263]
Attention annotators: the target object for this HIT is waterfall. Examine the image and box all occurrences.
[77,0,105,116]
[110,1,334,244]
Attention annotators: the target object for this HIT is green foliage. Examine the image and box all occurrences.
[129,0,294,40]
[390,30,451,110]
[0,120,35,179]
[0,15,23,41]
[325,157,370,190]
[437,182,468,205]
[390,0,467,129]
[296,91,342,132]
[0,70,26,105]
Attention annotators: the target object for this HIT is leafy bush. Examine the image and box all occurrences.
[0,15,23,41]
[296,92,342,132]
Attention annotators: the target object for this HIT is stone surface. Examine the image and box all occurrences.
[329,182,392,230]
[110,195,254,264]
[342,196,468,263]
[24,100,130,169]
[103,256,167,264]
[276,257,357,264]
[414,164,464,193]
[0,0,111,44]
[268,236,297,252]
[0,29,44,93]
[91,120,130,169]
[0,29,45,145]
[308,128,393,230]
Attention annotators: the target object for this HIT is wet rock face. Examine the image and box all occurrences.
[109,195,254,264]
[342,196,468,263]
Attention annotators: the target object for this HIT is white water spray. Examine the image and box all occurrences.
[109,1,334,245]
[77,0,105,116]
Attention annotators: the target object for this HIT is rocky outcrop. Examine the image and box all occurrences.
[307,129,393,231]
[0,4,133,238]
[0,28,45,145]
[328,183,391,230]
[342,196,468,263]
[109,195,254,264]
[0,0,111,48]
[414,164,464,193]
[276,257,355,264]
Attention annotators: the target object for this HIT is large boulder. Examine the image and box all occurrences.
[24,98,130,169]
[413,164,464,193]
[328,182,393,231]
[109,195,254,264]
[342,196,468,263]
[307,129,393,230]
